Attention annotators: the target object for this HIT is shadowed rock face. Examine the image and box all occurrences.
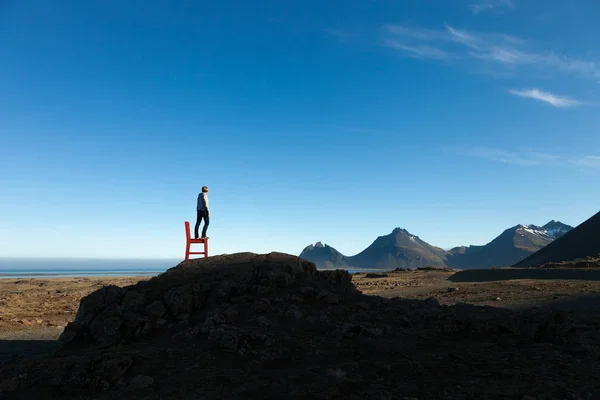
[2,252,600,400]
[60,252,356,345]
[60,253,355,343]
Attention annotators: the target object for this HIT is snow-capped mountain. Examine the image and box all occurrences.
[514,222,572,240]
[516,224,552,239]
[446,221,574,268]
[516,212,600,267]
[542,220,573,239]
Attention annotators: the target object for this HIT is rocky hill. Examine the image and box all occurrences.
[515,211,600,267]
[1,252,599,399]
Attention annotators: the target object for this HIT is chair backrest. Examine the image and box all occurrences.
[184,221,191,241]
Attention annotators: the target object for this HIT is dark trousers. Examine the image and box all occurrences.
[194,210,209,238]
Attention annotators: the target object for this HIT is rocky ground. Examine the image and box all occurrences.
[538,257,600,269]
[1,254,600,399]
[0,277,146,335]
[353,267,600,309]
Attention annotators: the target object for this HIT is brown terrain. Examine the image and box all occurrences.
[1,253,600,399]
[0,277,147,338]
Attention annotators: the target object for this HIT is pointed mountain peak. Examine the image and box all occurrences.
[542,220,574,239]
[299,241,349,269]
[512,224,532,230]
[302,244,314,252]
[542,220,571,229]
[391,227,411,235]
[302,241,327,252]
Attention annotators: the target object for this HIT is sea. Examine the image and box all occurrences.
[0,258,390,279]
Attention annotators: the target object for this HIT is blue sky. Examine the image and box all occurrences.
[1,0,599,259]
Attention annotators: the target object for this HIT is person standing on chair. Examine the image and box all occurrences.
[195,186,210,239]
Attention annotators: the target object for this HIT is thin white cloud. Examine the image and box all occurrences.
[509,88,582,108]
[446,25,481,49]
[384,25,446,42]
[384,40,450,60]
[470,3,494,14]
[472,45,540,65]
[451,146,600,168]
[576,156,600,168]
[470,0,514,15]
[325,28,355,42]
[456,147,551,166]
[382,24,600,82]
[544,54,600,78]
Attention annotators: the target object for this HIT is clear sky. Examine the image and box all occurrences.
[1,0,599,259]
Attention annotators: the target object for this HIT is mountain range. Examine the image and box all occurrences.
[515,211,600,267]
[300,220,573,270]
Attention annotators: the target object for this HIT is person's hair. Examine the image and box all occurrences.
[202,186,208,192]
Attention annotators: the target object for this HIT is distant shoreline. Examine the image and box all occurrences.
[0,267,393,279]
[0,272,162,279]
[0,257,400,279]
[0,258,179,279]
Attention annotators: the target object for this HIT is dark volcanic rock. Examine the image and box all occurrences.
[251,297,271,313]
[55,252,350,345]
[74,285,124,327]
[417,266,455,272]
[365,272,389,278]
[164,283,203,319]
[88,303,122,342]
[128,374,154,390]
[3,252,600,400]
[122,290,146,311]
[145,300,166,318]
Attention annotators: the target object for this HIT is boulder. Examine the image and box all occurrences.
[164,283,203,319]
[122,290,146,311]
[75,285,124,327]
[145,300,166,318]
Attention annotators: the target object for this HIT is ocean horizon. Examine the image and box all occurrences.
[0,257,390,279]
[0,258,180,279]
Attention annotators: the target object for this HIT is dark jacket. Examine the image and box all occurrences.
[197,192,209,212]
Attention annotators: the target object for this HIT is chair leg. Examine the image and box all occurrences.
[185,241,190,261]
[204,240,208,257]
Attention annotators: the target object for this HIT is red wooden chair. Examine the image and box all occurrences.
[184,221,209,261]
